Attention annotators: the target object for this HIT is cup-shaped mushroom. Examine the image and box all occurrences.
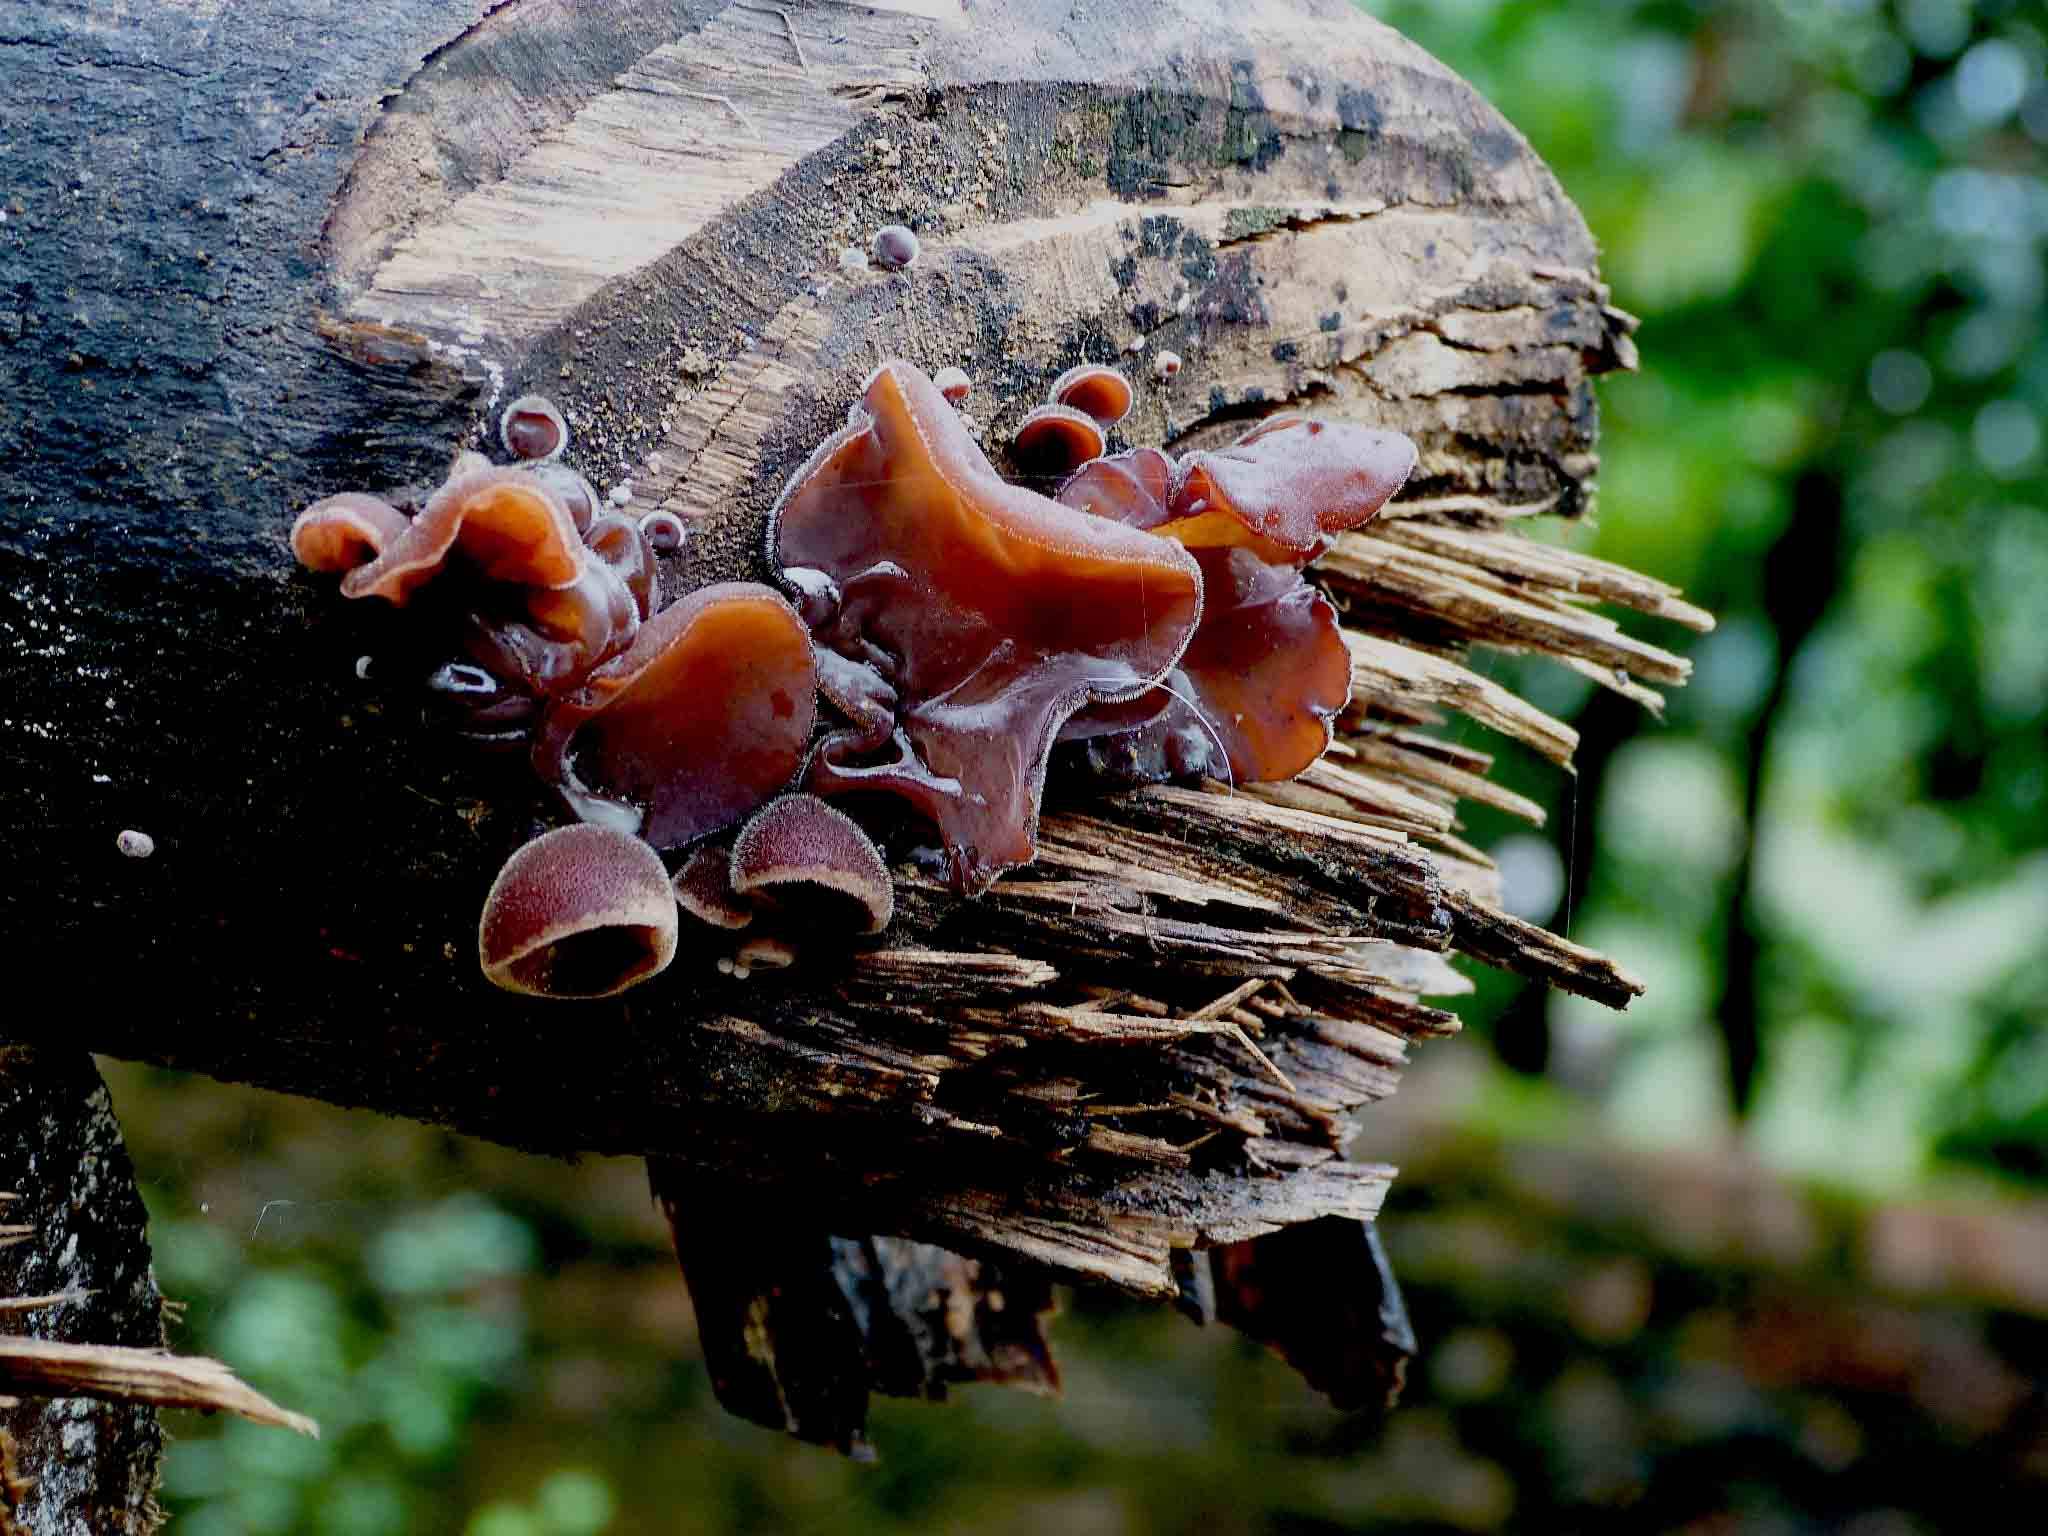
[933,366,972,406]
[478,824,678,998]
[535,582,818,849]
[501,394,568,462]
[639,510,687,555]
[581,512,658,621]
[1011,403,1106,480]
[1050,364,1134,427]
[729,794,894,935]
[291,493,411,574]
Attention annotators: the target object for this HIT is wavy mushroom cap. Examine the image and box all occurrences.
[535,581,818,849]
[1054,448,1176,532]
[340,467,587,605]
[1011,403,1107,481]
[1050,364,1134,427]
[291,493,411,574]
[770,360,1201,892]
[730,793,894,935]
[1061,416,1417,788]
[501,394,568,462]
[478,824,678,998]
[1171,416,1417,557]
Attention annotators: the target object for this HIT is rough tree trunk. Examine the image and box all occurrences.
[1,0,1705,1491]
[0,1050,166,1535]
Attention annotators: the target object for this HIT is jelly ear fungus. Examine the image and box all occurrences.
[768,360,1203,894]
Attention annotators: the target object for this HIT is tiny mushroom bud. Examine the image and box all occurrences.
[1011,403,1107,480]
[736,936,797,971]
[501,395,568,462]
[933,366,972,406]
[729,793,895,935]
[1050,363,1134,427]
[115,829,154,859]
[1153,349,1183,381]
[478,824,679,998]
[870,224,920,271]
[638,509,686,554]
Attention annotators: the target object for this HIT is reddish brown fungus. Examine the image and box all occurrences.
[1050,363,1134,427]
[1054,448,1176,533]
[478,824,678,998]
[1061,415,1417,786]
[337,467,585,605]
[1152,350,1183,381]
[500,394,567,463]
[534,581,817,849]
[1011,403,1107,481]
[1172,416,1417,558]
[290,493,411,574]
[933,366,972,406]
[770,360,1201,892]
[730,793,894,935]
[673,843,753,930]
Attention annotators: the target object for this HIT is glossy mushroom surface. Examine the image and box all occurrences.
[1059,416,1417,786]
[290,493,411,574]
[500,394,568,462]
[478,824,678,998]
[1050,363,1134,427]
[534,581,817,848]
[770,360,1202,892]
[338,467,586,605]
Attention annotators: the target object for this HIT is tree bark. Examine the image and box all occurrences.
[3,0,1702,1462]
[0,1050,166,1536]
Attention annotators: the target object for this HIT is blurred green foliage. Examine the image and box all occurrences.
[1364,0,2048,1191]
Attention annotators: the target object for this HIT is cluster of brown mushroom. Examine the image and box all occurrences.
[772,360,1415,891]
[290,360,1414,999]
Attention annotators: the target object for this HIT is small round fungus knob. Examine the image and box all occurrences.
[933,366,972,406]
[639,510,686,554]
[478,824,679,999]
[116,829,155,859]
[500,395,568,462]
[1050,364,1134,426]
[1152,349,1183,381]
[870,224,920,271]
